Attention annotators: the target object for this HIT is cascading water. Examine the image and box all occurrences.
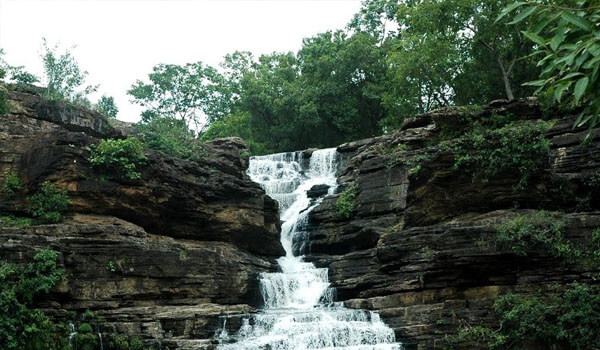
[217,148,402,350]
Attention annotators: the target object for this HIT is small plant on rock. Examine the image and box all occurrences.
[495,211,580,263]
[446,120,552,190]
[336,185,358,219]
[27,181,71,223]
[1,172,21,198]
[0,215,32,227]
[89,137,147,180]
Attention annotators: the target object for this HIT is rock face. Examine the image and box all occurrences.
[0,85,283,348]
[302,99,600,349]
[2,85,600,349]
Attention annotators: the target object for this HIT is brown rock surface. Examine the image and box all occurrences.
[0,85,283,347]
[303,99,600,349]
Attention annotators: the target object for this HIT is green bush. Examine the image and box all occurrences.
[135,118,206,161]
[89,138,147,180]
[336,185,358,219]
[495,211,581,263]
[106,334,147,350]
[1,172,21,198]
[0,249,68,350]
[0,215,32,227]
[448,284,600,350]
[495,284,600,350]
[446,120,551,190]
[27,181,71,223]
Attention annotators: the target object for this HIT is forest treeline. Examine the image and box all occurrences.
[1,0,599,154]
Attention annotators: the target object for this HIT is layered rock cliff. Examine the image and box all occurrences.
[0,85,283,349]
[2,84,599,349]
[302,99,600,349]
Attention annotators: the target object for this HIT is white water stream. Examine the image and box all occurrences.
[216,148,402,350]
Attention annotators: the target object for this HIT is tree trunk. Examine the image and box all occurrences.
[498,58,515,101]
[479,39,515,100]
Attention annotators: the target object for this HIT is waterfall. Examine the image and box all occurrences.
[217,148,402,350]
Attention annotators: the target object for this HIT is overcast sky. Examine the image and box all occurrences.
[0,0,363,122]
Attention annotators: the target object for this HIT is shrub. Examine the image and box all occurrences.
[89,138,147,180]
[106,334,147,350]
[447,284,600,350]
[1,172,21,198]
[0,215,32,227]
[446,120,551,190]
[336,185,358,219]
[135,118,206,161]
[95,95,118,118]
[0,249,68,350]
[27,181,71,223]
[495,211,581,263]
[494,284,600,350]
[72,322,98,350]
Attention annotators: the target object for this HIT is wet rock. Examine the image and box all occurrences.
[307,184,330,198]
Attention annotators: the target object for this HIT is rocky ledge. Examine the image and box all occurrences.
[0,85,283,348]
[303,99,600,349]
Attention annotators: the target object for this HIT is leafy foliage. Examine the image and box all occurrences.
[128,62,226,131]
[135,118,206,161]
[72,323,98,350]
[0,48,40,85]
[200,111,269,155]
[95,95,118,118]
[0,215,32,228]
[1,172,21,199]
[495,211,581,262]
[446,120,551,189]
[502,0,600,131]
[41,38,98,104]
[336,185,358,219]
[27,181,71,223]
[105,334,147,350]
[89,138,147,180]
[0,249,68,350]
[448,284,600,350]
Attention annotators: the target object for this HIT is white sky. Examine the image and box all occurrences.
[0,0,363,122]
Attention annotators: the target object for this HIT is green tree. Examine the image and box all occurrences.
[136,117,206,161]
[352,0,540,129]
[298,31,389,142]
[0,249,68,350]
[200,111,269,155]
[348,0,399,43]
[501,0,600,131]
[41,38,98,104]
[0,48,39,84]
[95,95,118,118]
[128,62,225,131]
